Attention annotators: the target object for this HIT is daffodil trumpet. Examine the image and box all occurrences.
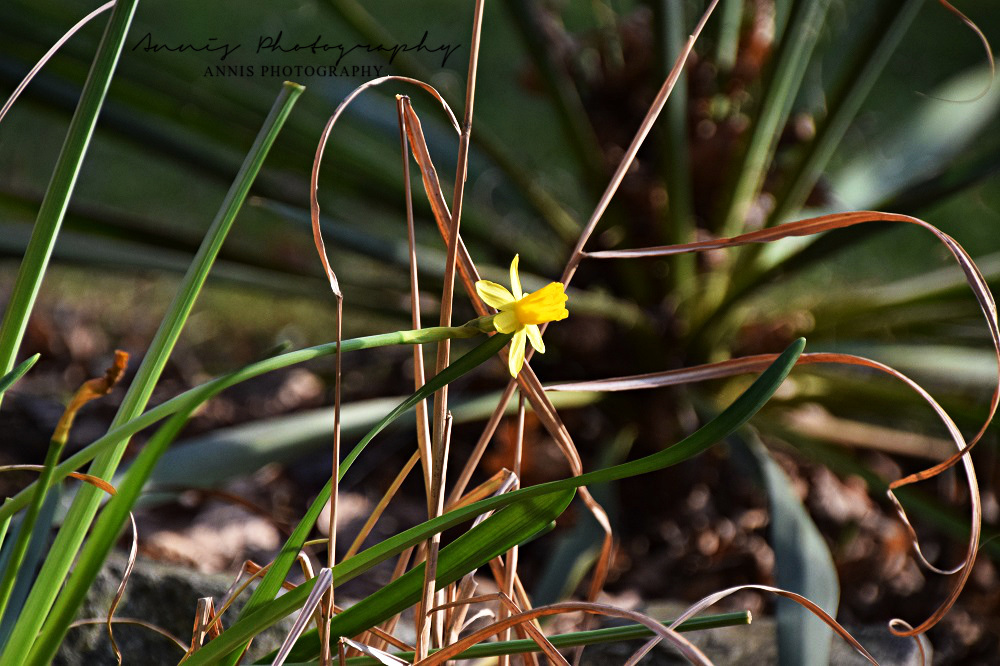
[475,255,569,377]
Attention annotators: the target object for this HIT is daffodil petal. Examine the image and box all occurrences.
[509,254,522,300]
[525,324,545,353]
[508,328,527,377]
[494,310,520,334]
[475,280,515,310]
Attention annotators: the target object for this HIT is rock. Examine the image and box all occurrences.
[55,551,294,665]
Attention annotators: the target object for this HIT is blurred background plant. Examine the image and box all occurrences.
[1,0,999,663]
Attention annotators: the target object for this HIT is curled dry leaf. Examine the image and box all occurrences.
[932,0,996,102]
[107,512,139,666]
[582,210,999,636]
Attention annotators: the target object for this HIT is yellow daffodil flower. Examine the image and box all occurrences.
[475,255,569,377]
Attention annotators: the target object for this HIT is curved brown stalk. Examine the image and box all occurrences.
[15,459,138,666]
[309,75,459,297]
[68,618,187,653]
[344,450,421,559]
[1,424,136,666]
[0,1,115,126]
[106,512,138,665]
[932,0,995,102]
[310,75,458,664]
[667,584,878,664]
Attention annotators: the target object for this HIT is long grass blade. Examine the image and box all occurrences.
[0,81,305,666]
[0,0,138,389]
[746,434,838,666]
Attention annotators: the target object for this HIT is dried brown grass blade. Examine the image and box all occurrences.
[516,365,615,602]
[417,600,712,666]
[667,584,876,665]
[345,450,420,559]
[416,412,453,658]
[425,15,487,655]
[559,0,722,286]
[272,568,333,666]
[446,468,515,511]
[447,383,517,506]
[207,557,305,639]
[396,95,434,506]
[401,70,617,609]
[187,597,218,654]
[584,211,1000,480]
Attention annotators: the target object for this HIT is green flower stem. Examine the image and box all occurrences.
[329,612,752,665]
[0,322,495,524]
[0,0,138,394]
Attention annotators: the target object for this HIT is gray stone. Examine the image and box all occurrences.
[55,551,295,665]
